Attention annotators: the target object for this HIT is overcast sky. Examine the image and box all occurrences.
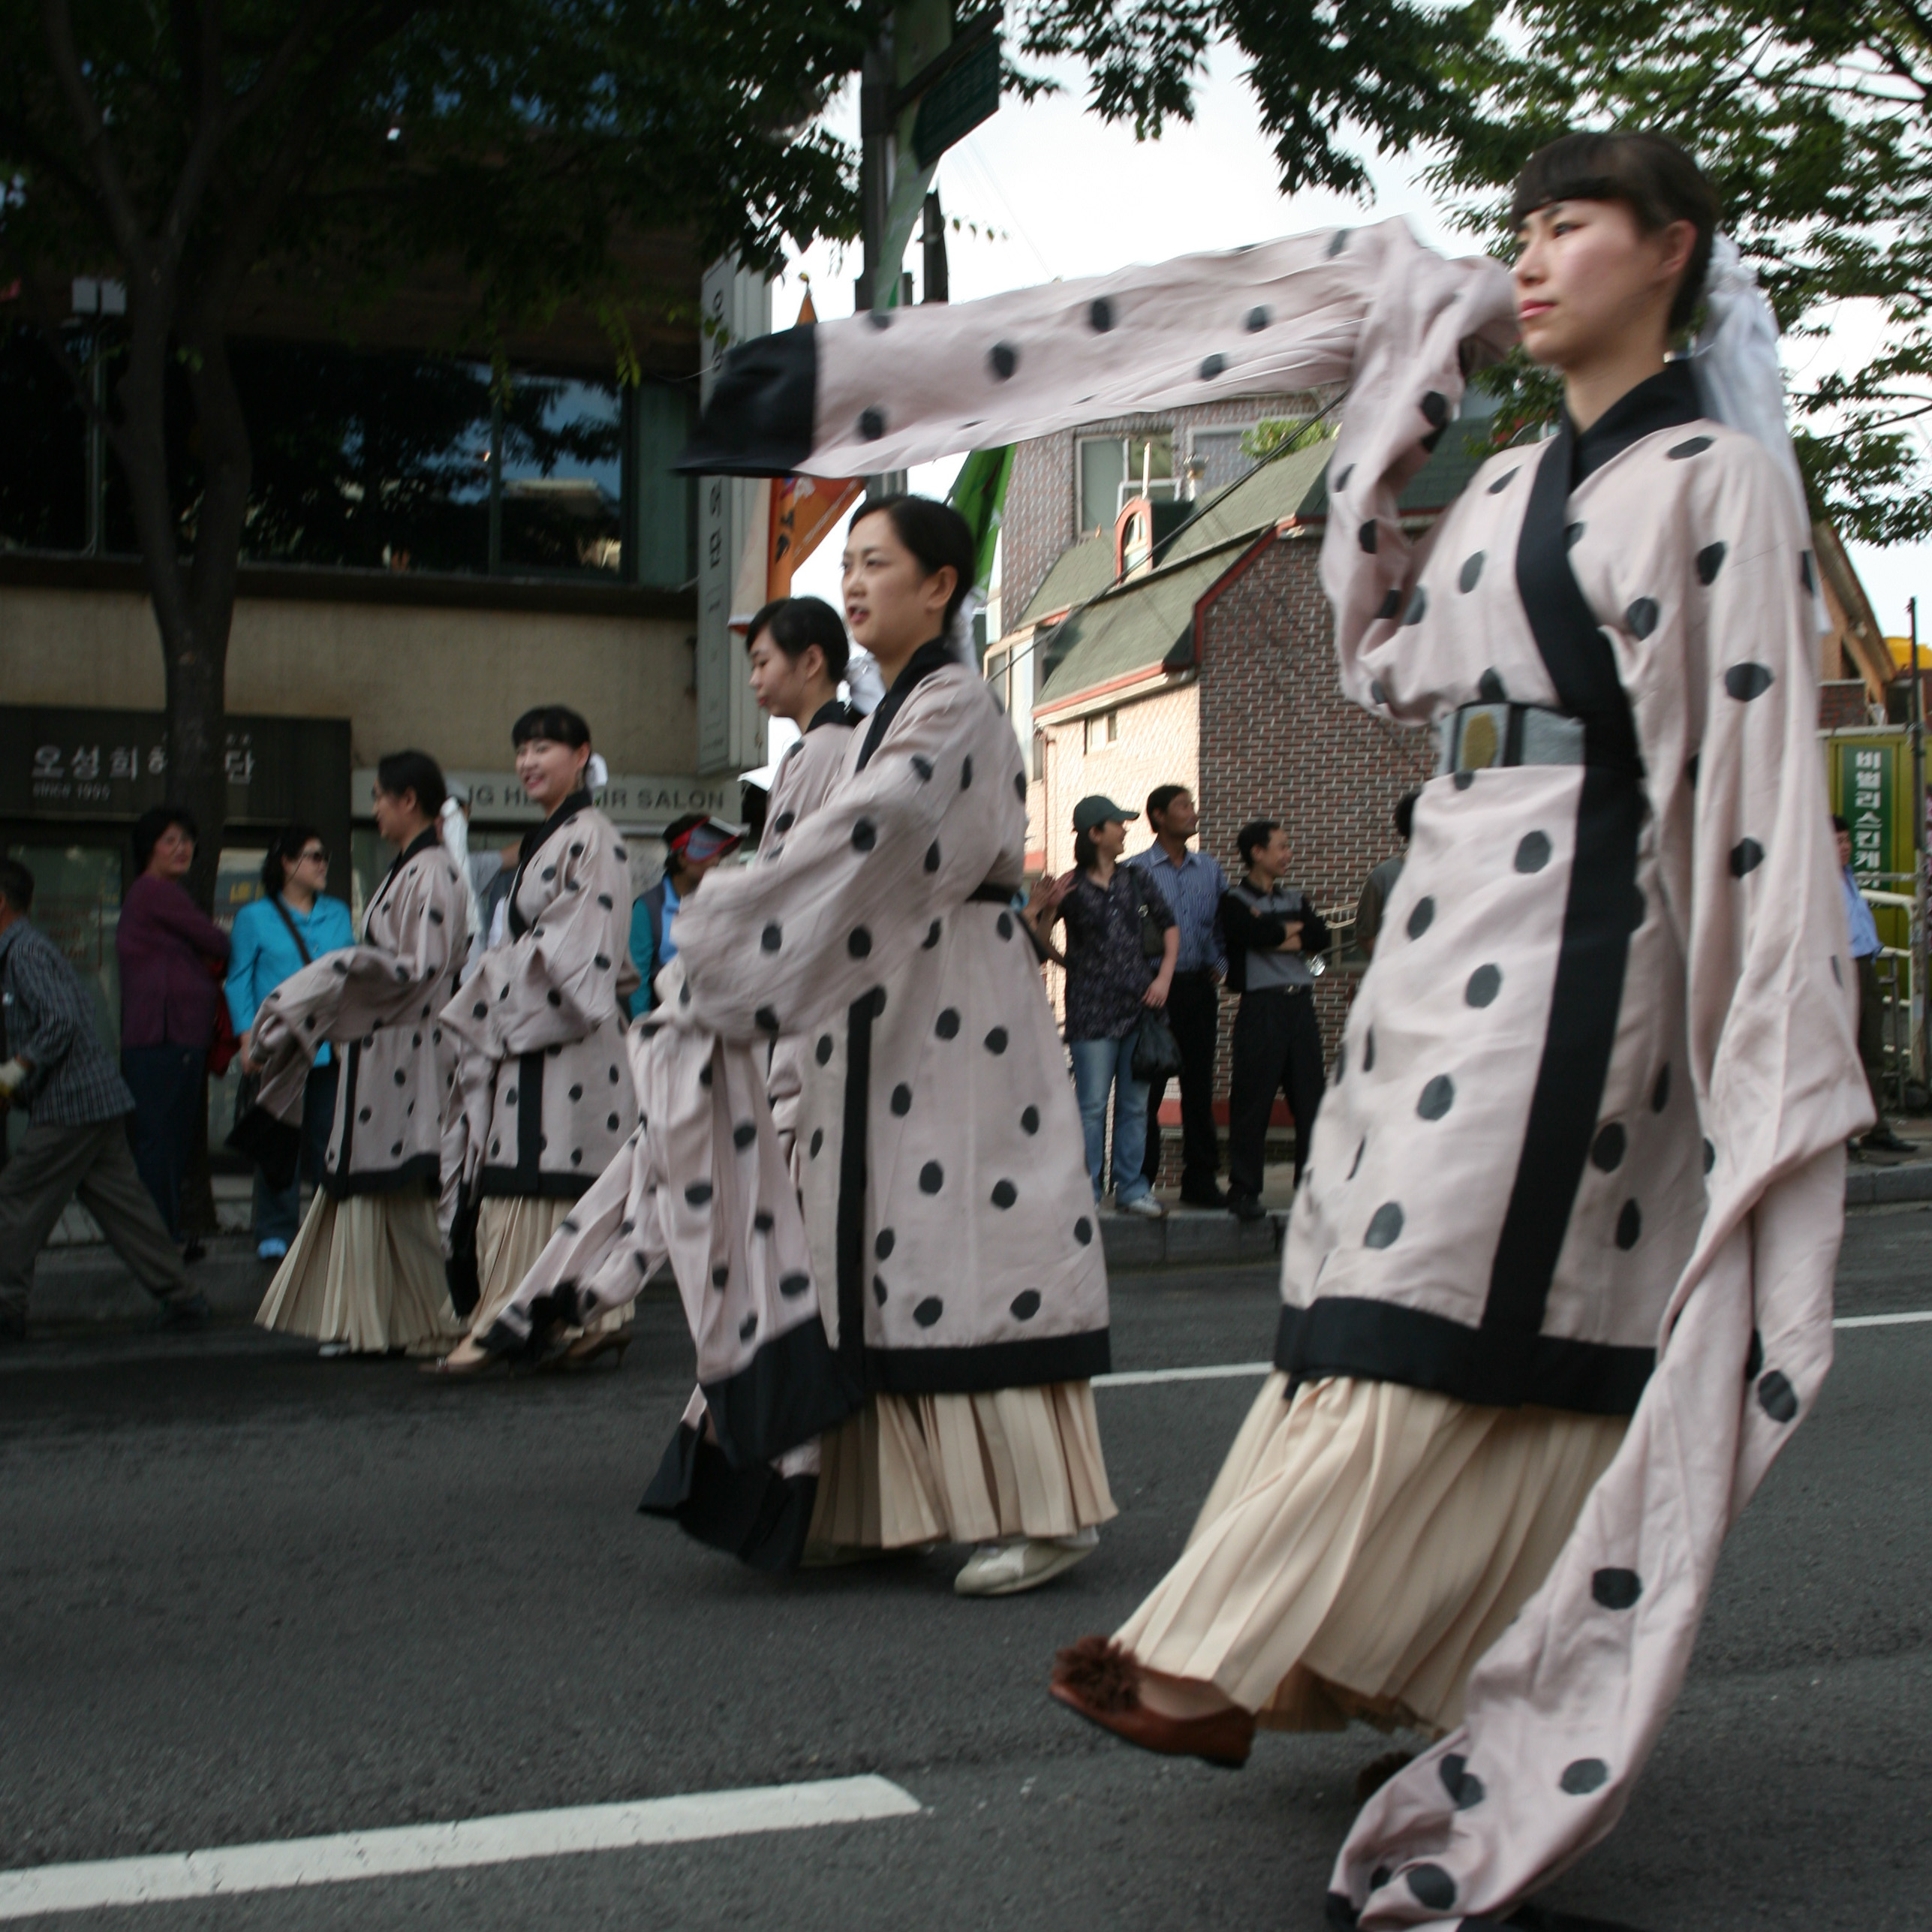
[778,48,1929,642]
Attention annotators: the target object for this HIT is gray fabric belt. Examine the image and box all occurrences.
[1438,701,1586,776]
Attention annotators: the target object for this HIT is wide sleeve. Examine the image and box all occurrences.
[249,861,465,1122]
[663,676,1015,1046]
[440,816,635,1063]
[224,905,264,1034]
[1331,441,1872,1930]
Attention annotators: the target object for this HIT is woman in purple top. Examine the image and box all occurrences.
[116,805,230,1241]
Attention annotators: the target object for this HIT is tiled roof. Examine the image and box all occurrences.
[1017,531,1118,626]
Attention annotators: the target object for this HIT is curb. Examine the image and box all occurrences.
[1845,1158,1932,1206]
[1100,1206,1285,1271]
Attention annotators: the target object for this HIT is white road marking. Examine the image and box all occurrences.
[1096,1311,1932,1389]
[0,1777,922,1921]
[1094,1362,1272,1387]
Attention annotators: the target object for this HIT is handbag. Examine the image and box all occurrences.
[1131,1007,1184,1083]
[223,895,319,1183]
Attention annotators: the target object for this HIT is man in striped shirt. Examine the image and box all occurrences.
[0,859,210,1341]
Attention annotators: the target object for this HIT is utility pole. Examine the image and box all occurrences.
[1912,594,1926,1091]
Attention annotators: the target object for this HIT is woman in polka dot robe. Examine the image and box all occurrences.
[485,501,1118,1593]
[677,113,1892,1918]
[246,751,471,1355]
[433,705,641,1369]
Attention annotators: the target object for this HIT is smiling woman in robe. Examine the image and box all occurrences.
[430,705,640,1373]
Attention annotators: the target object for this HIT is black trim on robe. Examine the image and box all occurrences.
[1275,1299,1652,1419]
[325,1151,441,1202]
[1473,375,1698,1383]
[507,790,591,940]
[807,698,862,733]
[856,638,954,770]
[700,1310,863,1467]
[639,1424,820,1573]
[674,325,819,478]
[866,1328,1113,1398]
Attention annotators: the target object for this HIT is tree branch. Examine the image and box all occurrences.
[38,0,147,261]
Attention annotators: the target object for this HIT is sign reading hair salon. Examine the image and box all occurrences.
[354,769,736,826]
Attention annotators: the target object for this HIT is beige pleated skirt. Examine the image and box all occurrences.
[255,1189,462,1354]
[1114,1371,1626,1737]
[806,1382,1117,1551]
[467,1194,630,1340]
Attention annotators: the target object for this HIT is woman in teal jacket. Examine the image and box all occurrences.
[226,826,355,1259]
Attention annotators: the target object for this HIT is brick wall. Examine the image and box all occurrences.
[1819,681,1871,731]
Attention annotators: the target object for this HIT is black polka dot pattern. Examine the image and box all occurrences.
[739,1313,759,1341]
[910,755,933,782]
[815,1035,834,1066]
[1703,1138,1717,1174]
[685,1181,712,1205]
[1616,1200,1642,1249]
[1592,1567,1642,1610]
[935,1009,960,1039]
[1626,597,1659,638]
[1466,964,1502,1007]
[875,1229,895,1261]
[1332,462,1353,492]
[988,342,1019,380]
[762,922,783,952]
[1375,589,1401,621]
[852,819,877,852]
[1402,586,1428,625]
[1416,1075,1454,1121]
[1362,1028,1375,1073]
[1757,1368,1798,1422]
[1406,1865,1455,1911]
[1487,468,1518,495]
[922,920,942,949]
[891,1084,912,1116]
[1724,662,1773,701]
[779,1272,811,1299]
[1591,1123,1626,1171]
[1010,1290,1041,1320]
[961,757,974,790]
[984,1028,1008,1055]
[1088,297,1115,331]
[810,1129,823,1159]
[1652,1064,1671,1112]
[775,811,796,833]
[712,1263,730,1289]
[1199,353,1227,381]
[1830,955,1842,986]
[1697,541,1727,585]
[913,1296,943,1327]
[1458,551,1484,592]
[1746,1329,1763,1379]
[1365,1202,1404,1248]
[1021,1106,1040,1134]
[1560,1759,1609,1795]
[1420,390,1448,429]
[1407,897,1435,940]
[1074,1217,1094,1245]
[919,1161,943,1193]
[1668,435,1713,459]
[925,841,940,874]
[1477,668,1507,703]
[1359,519,1378,554]
[848,928,872,958]
[1348,1136,1366,1178]
[1440,1753,1484,1809]
[1515,830,1551,873]
[754,1210,775,1233]
[756,1005,781,1034]
[733,1122,756,1149]
[1730,838,1764,877]
[991,1179,1017,1208]
[858,408,885,440]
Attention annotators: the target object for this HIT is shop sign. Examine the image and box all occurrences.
[0,706,340,823]
[357,769,736,826]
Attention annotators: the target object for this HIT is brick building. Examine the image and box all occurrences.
[986,405,1900,1178]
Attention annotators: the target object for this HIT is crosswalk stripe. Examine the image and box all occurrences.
[0,1777,922,1920]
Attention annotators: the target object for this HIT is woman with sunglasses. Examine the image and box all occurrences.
[226,827,355,1261]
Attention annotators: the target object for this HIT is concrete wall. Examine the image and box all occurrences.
[1,584,699,777]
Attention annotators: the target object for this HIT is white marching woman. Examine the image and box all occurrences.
[249,751,470,1355]
[432,705,640,1374]
[679,132,1867,1928]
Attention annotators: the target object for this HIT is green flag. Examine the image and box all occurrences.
[949,445,1013,594]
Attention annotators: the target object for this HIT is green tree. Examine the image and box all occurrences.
[1430,1,1932,545]
[0,0,868,903]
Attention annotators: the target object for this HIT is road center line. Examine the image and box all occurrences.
[0,1777,922,1921]
[1097,1311,1932,1389]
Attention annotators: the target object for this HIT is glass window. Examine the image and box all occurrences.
[0,327,89,553]
[630,381,696,588]
[1078,437,1126,534]
[500,372,624,576]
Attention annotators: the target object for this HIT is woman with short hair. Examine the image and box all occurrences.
[226,826,355,1260]
[434,705,640,1368]
[247,752,469,1353]
[116,805,230,1246]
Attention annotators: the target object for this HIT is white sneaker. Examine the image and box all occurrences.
[257,1238,288,1261]
[954,1528,1099,1597]
[1118,1193,1166,1220]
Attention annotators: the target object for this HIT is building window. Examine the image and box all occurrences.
[0,324,691,586]
[1077,432,1175,532]
[1084,709,1118,753]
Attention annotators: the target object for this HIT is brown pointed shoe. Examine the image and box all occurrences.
[1049,1636,1255,1769]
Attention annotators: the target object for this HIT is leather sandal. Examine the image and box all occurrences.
[1049,1636,1255,1768]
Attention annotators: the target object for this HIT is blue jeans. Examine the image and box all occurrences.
[1069,1034,1152,1206]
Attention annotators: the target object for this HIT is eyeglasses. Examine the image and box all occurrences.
[296,847,329,864]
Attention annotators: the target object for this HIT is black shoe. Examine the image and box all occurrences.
[1861,1126,1915,1154]
[154,1290,212,1332]
[181,1238,208,1265]
[1179,1184,1230,1209]
[1228,1193,1268,1223]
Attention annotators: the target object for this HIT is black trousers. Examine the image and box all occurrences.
[121,1044,205,1242]
[1226,986,1326,1196]
[1141,969,1223,1193]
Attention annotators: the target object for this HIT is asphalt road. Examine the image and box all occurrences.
[2,1206,1929,1932]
